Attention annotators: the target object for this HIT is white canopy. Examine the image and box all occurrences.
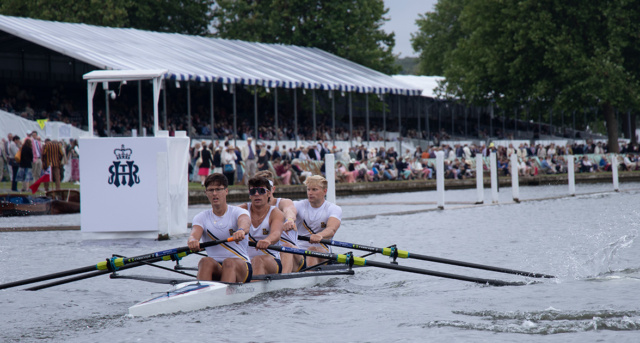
[392,75,444,98]
[0,15,421,95]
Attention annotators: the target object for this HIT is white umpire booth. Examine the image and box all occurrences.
[80,70,189,239]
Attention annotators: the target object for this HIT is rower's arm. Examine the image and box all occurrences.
[278,198,297,231]
[258,209,284,249]
[188,225,204,252]
[233,214,251,241]
[310,217,340,243]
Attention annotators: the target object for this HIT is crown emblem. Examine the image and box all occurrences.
[114,144,133,160]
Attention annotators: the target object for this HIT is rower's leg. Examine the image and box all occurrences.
[197,257,222,281]
[251,256,280,276]
[220,258,250,283]
[305,246,329,267]
[280,241,303,273]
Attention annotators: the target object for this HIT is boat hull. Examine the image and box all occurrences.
[129,269,353,317]
[0,194,51,216]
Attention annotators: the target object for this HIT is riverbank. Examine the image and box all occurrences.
[191,171,640,204]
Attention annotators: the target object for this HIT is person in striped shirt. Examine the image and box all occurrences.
[42,139,64,191]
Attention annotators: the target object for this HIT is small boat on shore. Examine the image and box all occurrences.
[0,194,52,216]
[46,189,80,214]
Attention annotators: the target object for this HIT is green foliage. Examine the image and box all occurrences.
[0,0,214,35]
[411,0,464,76]
[211,0,399,74]
[412,0,640,151]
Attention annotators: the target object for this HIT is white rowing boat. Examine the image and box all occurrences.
[128,266,355,317]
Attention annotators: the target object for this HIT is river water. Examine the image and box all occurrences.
[1,182,639,342]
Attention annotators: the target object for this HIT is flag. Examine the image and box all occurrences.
[29,167,51,194]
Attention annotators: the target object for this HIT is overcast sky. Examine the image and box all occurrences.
[382,0,438,58]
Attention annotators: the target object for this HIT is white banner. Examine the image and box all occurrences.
[80,137,168,233]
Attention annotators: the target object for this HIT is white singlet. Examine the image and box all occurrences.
[294,199,342,252]
[246,203,280,260]
[192,205,251,263]
[276,197,298,246]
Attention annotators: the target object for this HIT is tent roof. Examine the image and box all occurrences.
[0,15,421,95]
[392,75,444,98]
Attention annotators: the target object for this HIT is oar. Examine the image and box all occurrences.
[0,237,233,290]
[249,242,526,286]
[298,236,555,279]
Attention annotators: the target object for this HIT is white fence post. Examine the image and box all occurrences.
[475,155,483,204]
[436,151,445,209]
[325,154,336,203]
[611,153,619,192]
[567,155,575,196]
[490,152,499,204]
[510,153,520,202]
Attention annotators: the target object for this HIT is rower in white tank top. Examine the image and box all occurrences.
[276,197,298,246]
[294,199,342,252]
[192,205,251,263]
[246,203,280,260]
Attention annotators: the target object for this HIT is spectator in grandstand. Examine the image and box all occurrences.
[579,155,595,173]
[273,159,292,185]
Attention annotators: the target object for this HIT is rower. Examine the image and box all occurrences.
[253,170,303,273]
[238,176,284,275]
[187,173,253,283]
[294,175,342,268]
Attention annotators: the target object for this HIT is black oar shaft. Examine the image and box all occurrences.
[363,260,524,286]
[298,236,554,279]
[0,265,97,290]
[0,238,231,291]
[403,252,555,279]
[25,258,164,291]
[257,243,524,287]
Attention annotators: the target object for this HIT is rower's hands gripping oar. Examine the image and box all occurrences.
[298,236,555,279]
[0,237,233,290]
[253,243,526,286]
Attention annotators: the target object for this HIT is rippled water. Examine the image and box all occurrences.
[1,183,639,342]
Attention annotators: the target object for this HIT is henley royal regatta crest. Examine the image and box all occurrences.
[108,144,140,187]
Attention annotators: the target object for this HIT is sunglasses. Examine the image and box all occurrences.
[249,187,269,196]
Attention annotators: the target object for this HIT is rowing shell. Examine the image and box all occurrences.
[128,266,354,317]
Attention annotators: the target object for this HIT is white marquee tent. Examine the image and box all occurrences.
[0,15,420,95]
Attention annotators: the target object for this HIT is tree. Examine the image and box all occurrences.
[0,0,214,35]
[412,0,640,151]
[411,0,464,76]
[211,0,399,75]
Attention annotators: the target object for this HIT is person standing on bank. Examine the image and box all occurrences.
[197,142,214,185]
[238,176,284,275]
[18,138,34,192]
[8,135,20,191]
[187,173,253,283]
[241,137,257,184]
[294,175,342,267]
[42,139,64,191]
[222,145,237,185]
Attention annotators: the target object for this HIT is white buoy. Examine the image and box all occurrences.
[436,151,445,209]
[510,153,520,202]
[475,154,483,204]
[325,153,337,203]
[567,155,575,196]
[611,153,619,192]
[490,152,498,204]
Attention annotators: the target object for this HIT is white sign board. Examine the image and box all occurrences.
[79,137,189,237]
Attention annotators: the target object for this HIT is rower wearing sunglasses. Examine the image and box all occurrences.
[294,175,343,268]
[188,173,253,283]
[251,170,302,273]
[238,176,285,275]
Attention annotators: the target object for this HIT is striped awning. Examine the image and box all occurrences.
[0,15,421,95]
